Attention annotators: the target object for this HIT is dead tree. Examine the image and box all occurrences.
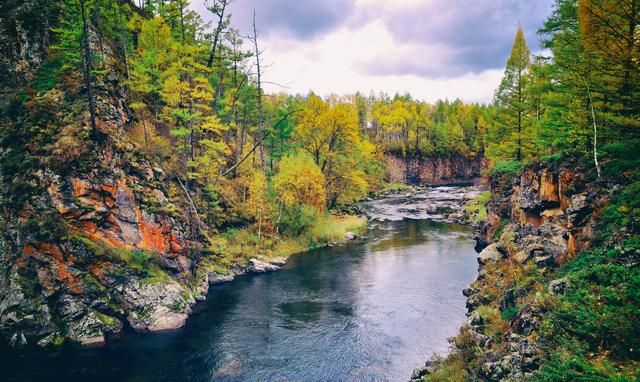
[248,10,265,170]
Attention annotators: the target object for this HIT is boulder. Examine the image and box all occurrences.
[567,193,591,227]
[249,258,281,273]
[208,273,235,285]
[270,257,287,266]
[521,233,568,264]
[478,243,504,265]
[57,294,121,346]
[467,310,483,326]
[410,360,438,382]
[344,231,357,241]
[534,253,555,268]
[122,281,194,332]
[513,250,531,264]
[548,278,569,295]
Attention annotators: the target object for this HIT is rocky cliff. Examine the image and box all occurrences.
[0,0,56,91]
[412,158,618,382]
[384,154,484,185]
[0,1,208,347]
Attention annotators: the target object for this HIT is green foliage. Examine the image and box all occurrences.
[279,204,319,236]
[492,219,510,241]
[500,305,520,321]
[600,181,640,241]
[491,27,535,162]
[532,346,639,382]
[29,58,64,94]
[600,141,640,179]
[491,161,524,176]
[464,191,491,224]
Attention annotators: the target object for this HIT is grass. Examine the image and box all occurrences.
[203,214,367,275]
[378,182,413,194]
[309,214,367,244]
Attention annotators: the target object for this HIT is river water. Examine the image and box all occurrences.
[0,187,479,382]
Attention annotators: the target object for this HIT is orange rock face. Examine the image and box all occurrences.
[539,169,559,204]
[47,176,190,272]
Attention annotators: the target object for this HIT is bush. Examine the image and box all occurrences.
[279,204,319,236]
[491,161,524,176]
[464,191,491,224]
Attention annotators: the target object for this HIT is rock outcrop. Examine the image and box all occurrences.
[414,159,613,382]
[0,0,56,91]
[384,153,484,185]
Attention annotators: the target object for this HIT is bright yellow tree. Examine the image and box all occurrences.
[274,153,326,211]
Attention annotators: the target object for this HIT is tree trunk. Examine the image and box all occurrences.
[251,10,265,171]
[79,0,100,141]
[586,84,602,179]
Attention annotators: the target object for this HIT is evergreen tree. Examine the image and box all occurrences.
[493,27,533,161]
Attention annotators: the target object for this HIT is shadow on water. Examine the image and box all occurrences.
[0,218,477,382]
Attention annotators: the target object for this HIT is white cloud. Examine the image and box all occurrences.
[192,0,551,103]
[259,19,502,103]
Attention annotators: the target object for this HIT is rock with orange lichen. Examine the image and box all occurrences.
[48,175,193,273]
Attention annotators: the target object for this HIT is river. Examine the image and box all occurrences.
[0,187,479,382]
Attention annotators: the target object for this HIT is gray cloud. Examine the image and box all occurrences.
[357,0,555,77]
[195,0,556,78]
[224,0,355,40]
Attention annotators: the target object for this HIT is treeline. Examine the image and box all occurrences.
[359,94,490,157]
[488,0,639,175]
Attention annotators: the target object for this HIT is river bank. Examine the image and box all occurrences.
[1,188,480,382]
[409,159,635,382]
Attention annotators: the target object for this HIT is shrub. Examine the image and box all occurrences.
[464,191,491,223]
[279,204,319,236]
[532,347,639,382]
[491,161,524,176]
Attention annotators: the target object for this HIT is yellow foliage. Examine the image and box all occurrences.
[128,120,171,158]
[245,169,273,238]
[274,153,326,211]
[294,95,378,206]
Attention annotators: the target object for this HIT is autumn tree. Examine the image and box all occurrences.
[274,153,326,211]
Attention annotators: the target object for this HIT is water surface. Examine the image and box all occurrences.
[1,198,477,382]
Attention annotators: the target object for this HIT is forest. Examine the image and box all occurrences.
[0,0,638,381]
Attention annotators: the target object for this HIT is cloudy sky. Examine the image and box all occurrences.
[193,0,555,103]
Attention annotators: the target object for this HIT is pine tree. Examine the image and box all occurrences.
[493,27,533,161]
